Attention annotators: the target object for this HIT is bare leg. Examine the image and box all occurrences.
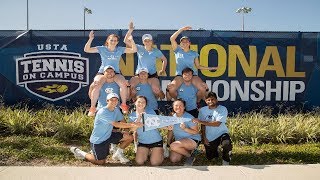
[150,147,164,166]
[148,77,165,99]
[88,75,106,116]
[114,74,129,113]
[135,147,149,165]
[170,138,197,157]
[191,76,208,102]
[166,76,183,100]
[118,132,134,149]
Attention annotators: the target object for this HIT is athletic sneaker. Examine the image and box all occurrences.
[88,107,96,117]
[112,149,130,164]
[163,143,170,158]
[184,155,195,166]
[70,147,85,160]
[109,143,118,154]
[222,160,230,166]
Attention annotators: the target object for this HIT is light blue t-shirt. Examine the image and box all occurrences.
[174,46,199,76]
[97,82,120,110]
[177,83,198,111]
[135,83,158,110]
[96,46,126,74]
[172,112,201,141]
[198,105,229,142]
[89,107,123,144]
[136,44,164,75]
[128,109,162,144]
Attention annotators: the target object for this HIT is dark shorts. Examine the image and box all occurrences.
[90,132,123,160]
[187,108,199,118]
[191,139,201,146]
[148,73,158,79]
[138,140,163,149]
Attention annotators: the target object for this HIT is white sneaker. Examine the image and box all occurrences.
[163,143,170,158]
[109,143,117,154]
[222,160,230,166]
[112,149,130,164]
[70,147,85,160]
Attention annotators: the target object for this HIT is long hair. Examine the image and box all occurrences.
[104,34,120,46]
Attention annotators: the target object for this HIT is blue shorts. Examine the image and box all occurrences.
[90,132,123,160]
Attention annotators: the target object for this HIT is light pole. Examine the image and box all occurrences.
[83,7,92,36]
[27,0,29,30]
[236,7,252,31]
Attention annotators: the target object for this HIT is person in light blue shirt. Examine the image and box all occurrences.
[96,66,120,110]
[167,26,217,103]
[125,22,166,100]
[168,67,199,117]
[84,23,137,116]
[130,68,159,114]
[194,92,233,165]
[128,96,164,166]
[167,99,201,164]
[70,93,142,165]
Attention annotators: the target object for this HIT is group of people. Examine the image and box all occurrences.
[70,22,232,166]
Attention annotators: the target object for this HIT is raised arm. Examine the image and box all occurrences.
[124,21,135,47]
[194,57,218,71]
[170,26,192,51]
[124,35,137,53]
[84,30,98,53]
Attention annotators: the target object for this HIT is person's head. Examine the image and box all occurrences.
[134,95,148,110]
[104,34,120,47]
[172,98,186,114]
[106,93,119,107]
[179,36,191,50]
[103,65,116,78]
[137,67,149,80]
[182,67,193,82]
[142,34,153,47]
[205,92,218,108]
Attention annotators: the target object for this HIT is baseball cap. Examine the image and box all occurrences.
[180,36,190,42]
[137,67,149,74]
[142,34,153,41]
[103,65,115,72]
[107,93,119,100]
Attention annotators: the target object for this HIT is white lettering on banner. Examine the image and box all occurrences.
[200,80,305,101]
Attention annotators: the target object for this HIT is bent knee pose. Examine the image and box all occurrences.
[193,92,233,165]
[128,96,164,166]
[167,99,201,164]
[84,23,137,116]
[70,93,142,165]
[167,26,217,102]
[125,22,167,100]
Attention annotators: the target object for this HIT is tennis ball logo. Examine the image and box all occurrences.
[56,85,68,93]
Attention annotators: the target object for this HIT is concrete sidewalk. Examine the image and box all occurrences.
[1,164,319,180]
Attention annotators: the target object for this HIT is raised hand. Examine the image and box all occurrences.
[180,26,192,31]
[89,30,94,39]
[129,21,135,31]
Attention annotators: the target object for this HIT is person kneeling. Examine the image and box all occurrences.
[70,93,142,165]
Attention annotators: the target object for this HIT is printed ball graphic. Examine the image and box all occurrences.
[56,85,68,93]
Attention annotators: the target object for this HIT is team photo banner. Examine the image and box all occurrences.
[0,30,319,112]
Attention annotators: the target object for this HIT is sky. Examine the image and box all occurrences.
[1,0,319,32]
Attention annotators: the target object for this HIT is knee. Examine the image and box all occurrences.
[170,156,180,163]
[93,159,105,165]
[150,159,163,166]
[169,143,179,152]
[221,140,232,152]
[135,158,146,166]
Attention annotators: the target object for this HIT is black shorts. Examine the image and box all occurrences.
[148,73,158,79]
[90,132,123,160]
[187,108,199,118]
[138,140,163,149]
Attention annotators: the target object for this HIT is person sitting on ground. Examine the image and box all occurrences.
[129,68,161,114]
[193,92,233,165]
[128,96,164,166]
[167,99,201,166]
[167,26,217,102]
[167,67,199,117]
[124,22,167,99]
[70,93,142,165]
[84,23,137,116]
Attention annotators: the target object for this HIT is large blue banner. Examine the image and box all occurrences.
[0,30,319,113]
